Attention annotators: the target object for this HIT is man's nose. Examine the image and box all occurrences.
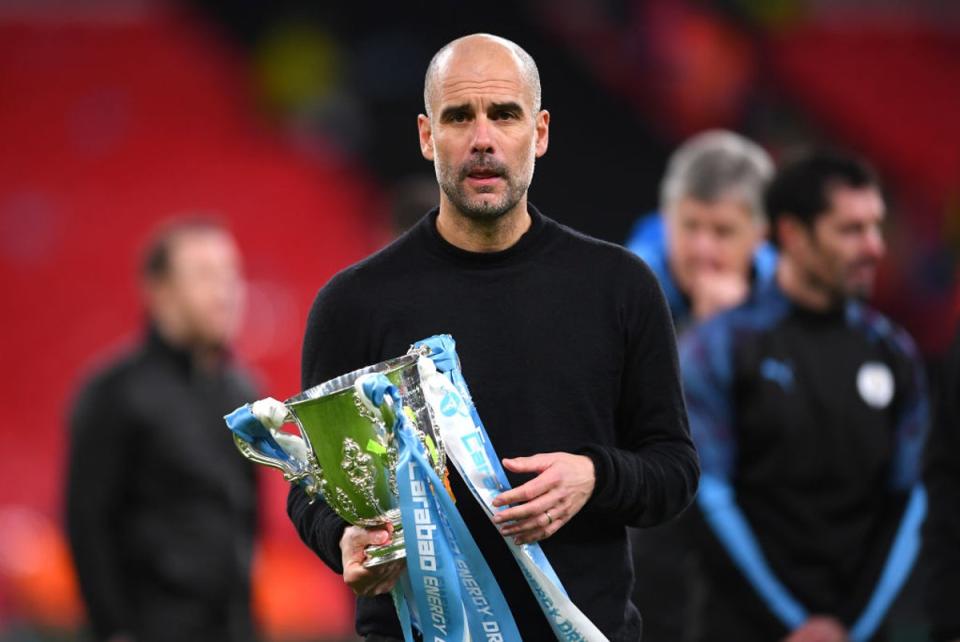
[470,116,495,154]
[691,229,716,258]
[864,226,886,260]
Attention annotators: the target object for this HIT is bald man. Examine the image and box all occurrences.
[287,34,699,641]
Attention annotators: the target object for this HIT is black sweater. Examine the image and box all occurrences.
[287,207,699,641]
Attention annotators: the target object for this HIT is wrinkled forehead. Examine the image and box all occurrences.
[431,43,535,110]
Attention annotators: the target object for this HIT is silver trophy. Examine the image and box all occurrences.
[227,345,446,567]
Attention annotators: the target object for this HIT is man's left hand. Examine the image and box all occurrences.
[491,452,595,544]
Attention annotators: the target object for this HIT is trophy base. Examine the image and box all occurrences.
[362,530,406,568]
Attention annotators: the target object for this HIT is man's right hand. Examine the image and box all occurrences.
[690,269,751,321]
[340,524,405,596]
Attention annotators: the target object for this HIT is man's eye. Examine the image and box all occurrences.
[494,110,517,120]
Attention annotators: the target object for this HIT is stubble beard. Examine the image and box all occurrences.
[437,154,533,222]
[814,241,878,303]
[844,267,877,301]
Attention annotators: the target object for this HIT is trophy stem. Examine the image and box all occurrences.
[362,522,406,568]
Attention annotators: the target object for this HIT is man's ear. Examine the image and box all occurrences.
[417,114,434,161]
[141,276,169,326]
[534,109,550,158]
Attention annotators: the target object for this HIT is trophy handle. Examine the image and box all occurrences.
[224,400,322,499]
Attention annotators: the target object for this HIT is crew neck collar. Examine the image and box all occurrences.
[418,204,549,266]
[766,280,849,323]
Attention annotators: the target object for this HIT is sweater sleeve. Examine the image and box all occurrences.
[65,373,134,640]
[578,258,700,527]
[287,484,348,573]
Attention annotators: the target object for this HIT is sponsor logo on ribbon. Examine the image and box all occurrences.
[364,375,521,642]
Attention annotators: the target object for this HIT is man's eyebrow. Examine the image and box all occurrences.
[489,101,525,114]
[439,103,473,120]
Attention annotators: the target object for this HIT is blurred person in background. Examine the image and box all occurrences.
[66,219,258,642]
[682,149,929,642]
[625,129,776,334]
[924,319,960,642]
[627,129,774,641]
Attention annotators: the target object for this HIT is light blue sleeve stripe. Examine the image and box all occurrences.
[698,474,807,629]
[848,484,927,642]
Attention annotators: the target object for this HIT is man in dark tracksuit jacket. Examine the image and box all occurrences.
[682,149,929,642]
[66,221,257,642]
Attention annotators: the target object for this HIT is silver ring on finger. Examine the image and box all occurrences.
[545,510,553,526]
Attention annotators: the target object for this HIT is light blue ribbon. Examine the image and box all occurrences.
[362,375,522,642]
[414,335,592,639]
[224,406,293,463]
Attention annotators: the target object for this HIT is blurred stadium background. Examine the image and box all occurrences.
[0,0,957,640]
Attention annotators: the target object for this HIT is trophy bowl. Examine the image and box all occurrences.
[227,346,446,567]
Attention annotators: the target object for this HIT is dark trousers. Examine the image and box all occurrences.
[630,511,702,642]
[131,580,254,642]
